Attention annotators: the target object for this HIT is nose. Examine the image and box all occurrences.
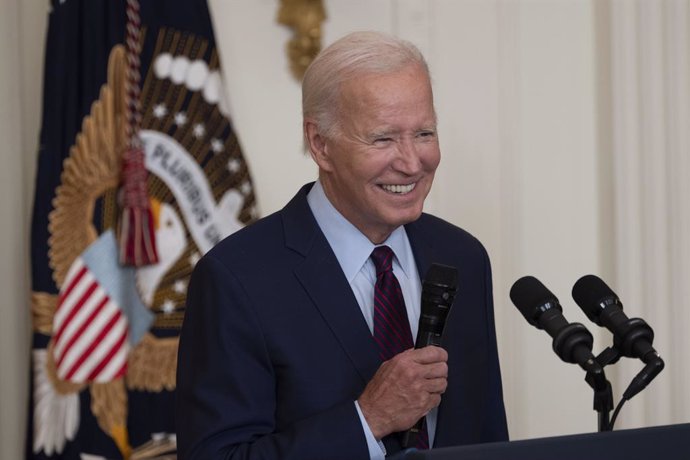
[393,137,422,174]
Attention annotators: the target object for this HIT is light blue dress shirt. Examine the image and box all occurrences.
[307,180,438,459]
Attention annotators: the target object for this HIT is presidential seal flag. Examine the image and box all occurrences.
[28,1,257,458]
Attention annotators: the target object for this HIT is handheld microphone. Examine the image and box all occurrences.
[416,263,459,347]
[401,263,458,449]
[572,275,664,399]
[510,276,600,372]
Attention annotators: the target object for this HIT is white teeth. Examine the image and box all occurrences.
[381,183,416,194]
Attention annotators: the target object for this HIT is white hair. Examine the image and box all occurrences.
[302,31,431,149]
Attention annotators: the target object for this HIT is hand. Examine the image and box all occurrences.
[357,346,448,439]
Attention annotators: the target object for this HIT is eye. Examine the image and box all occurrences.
[417,130,436,139]
[372,136,394,145]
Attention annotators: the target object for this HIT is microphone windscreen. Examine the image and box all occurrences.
[421,264,458,316]
[423,263,458,289]
[509,276,559,326]
[571,274,620,324]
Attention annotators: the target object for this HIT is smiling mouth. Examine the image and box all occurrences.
[380,183,416,194]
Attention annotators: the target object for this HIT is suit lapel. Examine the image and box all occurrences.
[405,218,434,283]
[282,184,381,384]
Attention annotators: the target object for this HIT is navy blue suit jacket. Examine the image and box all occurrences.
[176,183,508,459]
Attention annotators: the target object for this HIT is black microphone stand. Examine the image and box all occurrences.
[584,347,617,432]
[549,322,614,432]
[585,342,665,432]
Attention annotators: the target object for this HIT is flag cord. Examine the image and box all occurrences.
[118,0,158,266]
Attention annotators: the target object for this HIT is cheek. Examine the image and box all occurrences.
[352,157,390,182]
[421,146,441,172]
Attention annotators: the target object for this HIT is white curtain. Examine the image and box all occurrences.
[0,0,46,459]
[607,0,690,428]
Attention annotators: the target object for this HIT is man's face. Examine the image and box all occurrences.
[311,64,441,243]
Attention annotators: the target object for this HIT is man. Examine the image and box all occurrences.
[176,31,508,459]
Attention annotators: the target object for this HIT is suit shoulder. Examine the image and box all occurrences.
[415,213,488,256]
[203,211,285,267]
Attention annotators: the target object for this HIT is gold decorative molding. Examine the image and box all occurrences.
[277,0,326,80]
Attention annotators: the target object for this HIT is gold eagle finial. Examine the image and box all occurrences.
[277,0,326,80]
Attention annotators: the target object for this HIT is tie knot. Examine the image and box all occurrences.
[370,245,394,275]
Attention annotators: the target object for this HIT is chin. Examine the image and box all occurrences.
[388,208,424,228]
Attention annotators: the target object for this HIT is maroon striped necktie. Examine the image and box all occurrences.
[370,245,429,449]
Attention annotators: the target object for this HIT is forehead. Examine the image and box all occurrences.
[340,64,432,102]
[337,65,436,127]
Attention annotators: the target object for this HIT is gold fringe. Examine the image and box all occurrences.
[31,291,58,335]
[126,333,179,392]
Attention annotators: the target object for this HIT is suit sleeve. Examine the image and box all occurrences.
[479,245,510,442]
[176,254,370,460]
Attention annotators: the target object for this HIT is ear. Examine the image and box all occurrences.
[304,119,334,172]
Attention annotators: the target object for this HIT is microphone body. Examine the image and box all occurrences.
[401,263,458,449]
[510,276,600,372]
[415,264,459,347]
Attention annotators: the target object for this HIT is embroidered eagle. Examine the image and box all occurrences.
[32,29,256,458]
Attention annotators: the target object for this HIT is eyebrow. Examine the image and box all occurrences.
[369,128,398,138]
[369,125,437,137]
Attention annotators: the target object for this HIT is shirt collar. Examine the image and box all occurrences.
[307,180,414,282]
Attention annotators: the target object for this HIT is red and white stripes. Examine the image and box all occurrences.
[52,259,129,383]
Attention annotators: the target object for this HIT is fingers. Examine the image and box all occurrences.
[383,348,448,392]
[408,345,448,365]
[422,361,448,380]
[358,346,449,438]
[426,376,448,395]
[390,347,448,378]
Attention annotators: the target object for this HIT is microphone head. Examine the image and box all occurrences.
[572,274,622,326]
[423,263,458,290]
[509,276,562,328]
[421,263,458,311]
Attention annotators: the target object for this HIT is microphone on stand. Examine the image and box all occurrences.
[401,263,458,449]
[510,276,613,431]
[509,276,601,372]
[572,275,664,400]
